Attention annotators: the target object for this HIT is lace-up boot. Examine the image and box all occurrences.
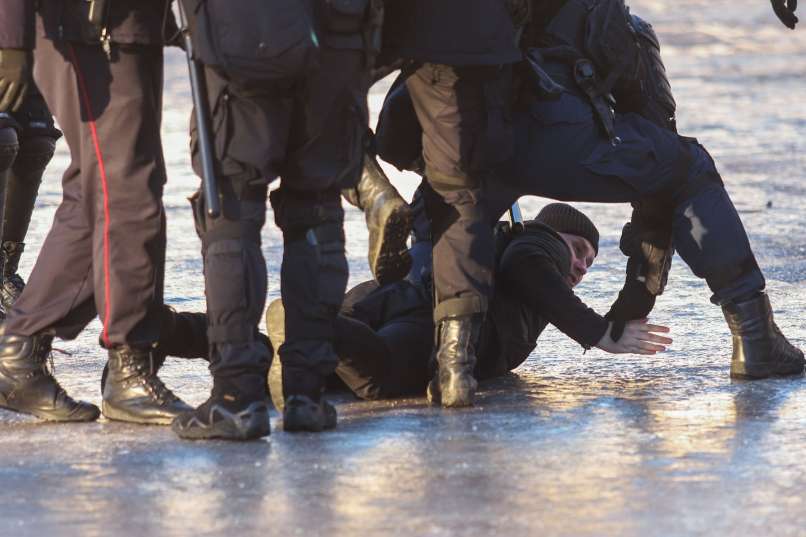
[0,241,25,316]
[0,331,99,421]
[102,346,191,424]
[172,374,271,441]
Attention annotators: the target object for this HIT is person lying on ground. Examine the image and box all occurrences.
[265,201,671,405]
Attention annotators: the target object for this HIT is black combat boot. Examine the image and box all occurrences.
[102,346,192,425]
[0,241,25,315]
[723,293,805,379]
[427,315,481,408]
[265,298,337,432]
[0,331,99,421]
[343,152,413,285]
[172,373,271,441]
[100,306,209,393]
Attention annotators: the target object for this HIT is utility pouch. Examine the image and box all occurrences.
[182,0,319,82]
[323,0,370,34]
[573,58,619,145]
[523,49,565,101]
[613,15,677,131]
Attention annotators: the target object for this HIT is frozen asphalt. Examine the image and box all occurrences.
[2,1,806,535]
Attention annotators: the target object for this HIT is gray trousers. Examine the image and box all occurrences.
[5,34,167,347]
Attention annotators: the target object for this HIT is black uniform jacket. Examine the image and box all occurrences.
[0,0,176,48]
[381,0,521,65]
[476,222,609,379]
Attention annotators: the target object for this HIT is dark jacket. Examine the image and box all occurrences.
[476,222,609,379]
[0,0,176,48]
[381,0,521,66]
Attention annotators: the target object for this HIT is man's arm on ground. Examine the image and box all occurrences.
[498,244,608,349]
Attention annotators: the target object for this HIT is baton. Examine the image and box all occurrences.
[177,1,220,218]
[508,200,524,232]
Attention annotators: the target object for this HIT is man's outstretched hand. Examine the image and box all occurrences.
[772,0,798,29]
[597,319,672,355]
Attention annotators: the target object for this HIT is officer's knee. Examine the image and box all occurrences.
[0,127,19,171]
[270,186,344,238]
[14,135,57,175]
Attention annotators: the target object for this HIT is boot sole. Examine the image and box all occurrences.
[172,402,272,441]
[370,203,413,286]
[730,363,805,380]
[0,400,100,422]
[265,300,286,412]
[102,400,184,426]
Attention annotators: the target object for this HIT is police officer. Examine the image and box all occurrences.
[171,0,381,439]
[0,1,191,423]
[0,82,59,318]
[376,0,525,408]
[374,0,805,380]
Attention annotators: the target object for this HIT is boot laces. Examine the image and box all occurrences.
[132,354,179,405]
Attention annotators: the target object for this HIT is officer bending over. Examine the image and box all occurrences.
[376,0,805,380]
[265,201,671,402]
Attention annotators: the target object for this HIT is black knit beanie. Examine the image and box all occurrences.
[534,203,600,254]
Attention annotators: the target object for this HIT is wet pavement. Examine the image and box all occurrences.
[3,1,806,535]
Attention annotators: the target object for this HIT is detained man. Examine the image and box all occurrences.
[265,202,672,404]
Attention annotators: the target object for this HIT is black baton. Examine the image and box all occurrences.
[177,1,220,218]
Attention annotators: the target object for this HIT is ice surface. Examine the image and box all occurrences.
[2,1,806,535]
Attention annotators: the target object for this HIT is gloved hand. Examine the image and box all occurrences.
[771,0,798,29]
[0,49,32,112]
[605,278,657,328]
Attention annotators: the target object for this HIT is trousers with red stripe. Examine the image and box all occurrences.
[3,36,167,346]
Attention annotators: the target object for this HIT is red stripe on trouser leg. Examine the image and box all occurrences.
[67,43,113,347]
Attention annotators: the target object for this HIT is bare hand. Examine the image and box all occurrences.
[596,319,672,355]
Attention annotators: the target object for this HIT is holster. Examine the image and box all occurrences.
[573,58,619,145]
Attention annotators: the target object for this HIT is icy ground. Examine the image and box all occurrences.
[2,1,806,535]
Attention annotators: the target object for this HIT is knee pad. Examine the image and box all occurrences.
[14,135,57,176]
[272,188,348,344]
[0,127,19,172]
[269,186,344,237]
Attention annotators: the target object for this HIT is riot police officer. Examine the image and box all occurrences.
[376,0,525,408]
[0,0,191,424]
[375,0,805,380]
[171,0,382,439]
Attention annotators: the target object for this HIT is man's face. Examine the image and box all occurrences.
[558,232,596,288]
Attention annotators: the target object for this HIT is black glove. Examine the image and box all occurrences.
[605,277,657,324]
[0,49,32,113]
[771,0,798,29]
